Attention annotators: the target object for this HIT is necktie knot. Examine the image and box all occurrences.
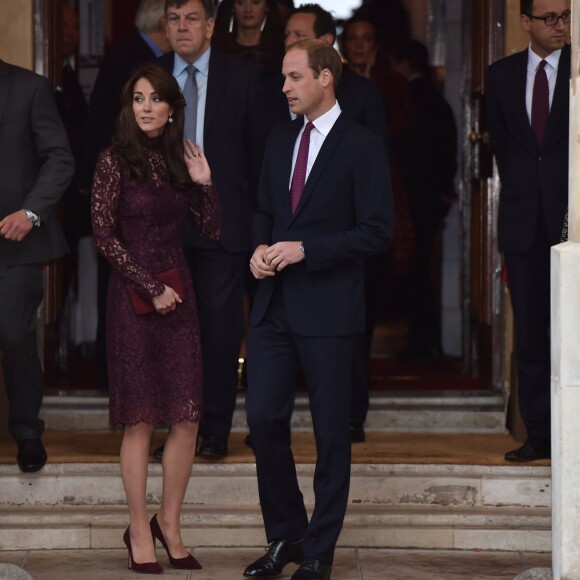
[186,64,197,76]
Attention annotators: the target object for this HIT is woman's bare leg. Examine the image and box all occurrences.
[120,422,156,563]
[157,420,198,557]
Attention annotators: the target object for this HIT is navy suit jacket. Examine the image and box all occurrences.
[485,45,569,252]
[251,113,393,336]
[0,60,73,265]
[157,48,262,252]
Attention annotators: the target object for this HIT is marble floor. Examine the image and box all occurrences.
[0,547,551,579]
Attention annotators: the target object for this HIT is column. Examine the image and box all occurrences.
[551,3,580,577]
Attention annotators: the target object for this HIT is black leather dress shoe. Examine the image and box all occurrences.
[153,444,165,461]
[349,420,365,443]
[243,539,304,577]
[197,435,228,459]
[291,558,331,580]
[17,439,47,473]
[505,439,551,462]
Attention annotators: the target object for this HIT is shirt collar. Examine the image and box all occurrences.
[528,44,562,72]
[174,47,211,77]
[306,100,342,137]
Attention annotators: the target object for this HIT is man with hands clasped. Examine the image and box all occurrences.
[244,40,393,580]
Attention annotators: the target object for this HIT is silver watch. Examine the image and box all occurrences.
[25,209,40,227]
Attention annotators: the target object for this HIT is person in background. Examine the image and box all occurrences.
[155,0,262,460]
[340,11,415,414]
[0,59,74,472]
[87,0,171,391]
[390,39,457,366]
[91,65,220,573]
[485,0,570,461]
[257,3,389,445]
[213,0,285,78]
[243,39,392,580]
[54,2,90,377]
[276,0,294,25]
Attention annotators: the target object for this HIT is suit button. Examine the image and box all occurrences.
[286,229,292,234]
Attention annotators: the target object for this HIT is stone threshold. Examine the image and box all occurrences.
[40,391,506,433]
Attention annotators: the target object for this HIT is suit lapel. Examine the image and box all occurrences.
[512,51,538,150]
[204,50,225,139]
[290,114,347,221]
[542,44,570,151]
[280,120,303,219]
[0,61,12,126]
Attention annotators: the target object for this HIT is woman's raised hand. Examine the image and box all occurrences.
[184,139,212,186]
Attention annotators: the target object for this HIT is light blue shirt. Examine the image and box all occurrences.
[173,48,210,149]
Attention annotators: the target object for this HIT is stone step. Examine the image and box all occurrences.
[0,504,550,552]
[0,462,550,551]
[40,391,506,433]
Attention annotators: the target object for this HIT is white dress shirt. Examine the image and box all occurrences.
[289,101,342,189]
[525,45,561,122]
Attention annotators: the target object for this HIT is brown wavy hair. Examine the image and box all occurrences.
[111,64,191,189]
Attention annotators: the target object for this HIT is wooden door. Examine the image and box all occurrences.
[462,0,505,390]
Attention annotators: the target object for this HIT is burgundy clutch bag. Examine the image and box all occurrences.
[126,268,186,315]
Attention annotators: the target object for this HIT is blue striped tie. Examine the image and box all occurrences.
[183,64,198,142]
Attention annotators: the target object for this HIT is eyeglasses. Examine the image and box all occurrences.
[526,10,571,26]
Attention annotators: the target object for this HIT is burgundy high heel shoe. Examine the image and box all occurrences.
[123,526,163,574]
[150,513,202,569]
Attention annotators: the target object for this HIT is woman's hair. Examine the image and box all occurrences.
[338,12,380,60]
[111,65,191,189]
[213,0,284,54]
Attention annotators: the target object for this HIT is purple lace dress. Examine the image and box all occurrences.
[91,138,220,426]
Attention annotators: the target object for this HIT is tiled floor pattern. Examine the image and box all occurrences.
[0,547,551,579]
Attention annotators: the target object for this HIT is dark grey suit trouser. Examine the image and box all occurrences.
[0,261,45,441]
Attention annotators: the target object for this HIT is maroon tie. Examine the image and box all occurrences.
[531,60,549,146]
[290,122,314,214]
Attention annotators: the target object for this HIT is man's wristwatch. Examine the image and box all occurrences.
[298,243,305,254]
[24,209,40,227]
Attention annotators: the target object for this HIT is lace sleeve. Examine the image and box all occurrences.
[91,149,165,298]
[189,183,221,241]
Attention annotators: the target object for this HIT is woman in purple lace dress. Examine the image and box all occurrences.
[91,65,219,574]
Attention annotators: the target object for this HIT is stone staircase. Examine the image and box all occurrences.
[0,461,550,552]
[0,391,550,553]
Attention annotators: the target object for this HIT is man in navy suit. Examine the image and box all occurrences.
[156,0,261,459]
[261,2,388,445]
[485,0,570,461]
[244,40,392,580]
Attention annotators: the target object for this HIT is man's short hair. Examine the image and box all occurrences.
[292,3,336,40]
[135,0,166,33]
[520,0,534,15]
[164,0,214,19]
[288,38,342,91]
